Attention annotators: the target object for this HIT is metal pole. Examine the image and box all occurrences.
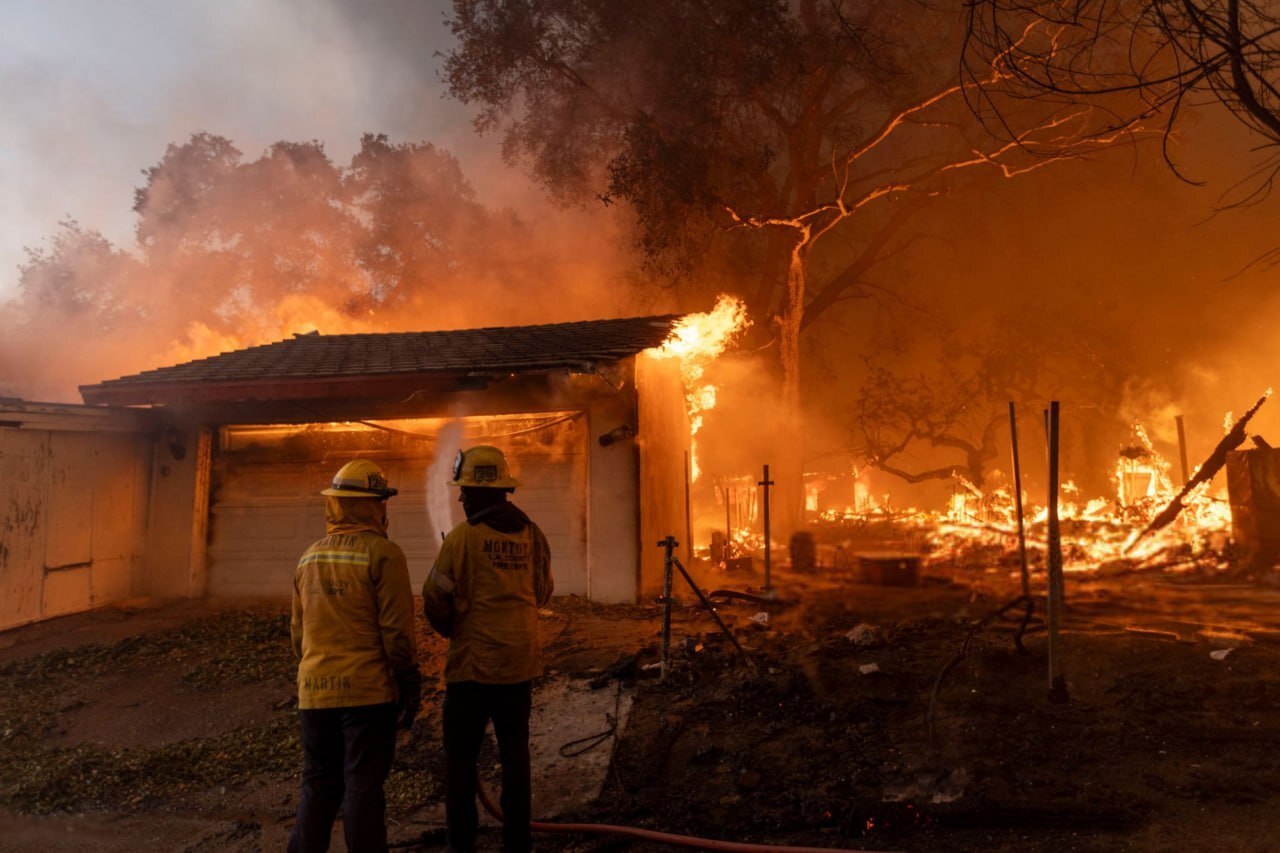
[1046,401,1068,703]
[759,464,774,591]
[1175,414,1191,485]
[658,536,677,682]
[724,486,733,561]
[684,450,695,564]
[1008,403,1030,600]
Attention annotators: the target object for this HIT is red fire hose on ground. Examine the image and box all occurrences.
[475,781,892,853]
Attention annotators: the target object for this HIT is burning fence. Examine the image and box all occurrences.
[673,391,1276,587]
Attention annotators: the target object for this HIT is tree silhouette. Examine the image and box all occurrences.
[445,0,1141,528]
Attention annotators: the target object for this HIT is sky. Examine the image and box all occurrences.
[0,0,499,298]
[4,0,1280,493]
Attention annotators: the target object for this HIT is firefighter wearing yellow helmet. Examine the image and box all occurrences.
[289,459,419,853]
[423,445,553,853]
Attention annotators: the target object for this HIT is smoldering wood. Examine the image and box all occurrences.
[1176,414,1191,485]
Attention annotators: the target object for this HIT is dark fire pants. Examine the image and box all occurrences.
[289,702,398,853]
[443,680,534,853]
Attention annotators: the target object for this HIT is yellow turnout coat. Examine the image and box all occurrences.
[422,502,553,684]
[291,496,417,709]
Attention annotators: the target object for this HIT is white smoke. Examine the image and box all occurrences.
[426,420,465,540]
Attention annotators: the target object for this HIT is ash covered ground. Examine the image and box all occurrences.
[2,562,1280,852]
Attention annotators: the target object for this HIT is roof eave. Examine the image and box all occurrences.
[77,360,626,407]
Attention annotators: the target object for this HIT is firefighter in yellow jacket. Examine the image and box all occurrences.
[423,445,553,853]
[289,459,420,853]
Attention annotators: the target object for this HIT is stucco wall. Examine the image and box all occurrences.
[182,369,646,603]
[635,352,693,598]
[0,365,666,613]
[0,409,153,631]
[143,425,211,600]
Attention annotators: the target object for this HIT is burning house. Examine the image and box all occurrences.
[0,315,700,630]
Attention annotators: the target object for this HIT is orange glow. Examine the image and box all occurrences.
[818,414,1240,577]
[647,294,750,480]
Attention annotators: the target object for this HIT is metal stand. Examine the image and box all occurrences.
[659,536,677,682]
[657,536,757,680]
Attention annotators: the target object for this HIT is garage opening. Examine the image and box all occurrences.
[208,412,589,597]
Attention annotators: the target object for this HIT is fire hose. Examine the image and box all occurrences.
[475,779,892,853]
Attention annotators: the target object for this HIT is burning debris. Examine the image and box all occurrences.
[1126,390,1271,554]
[740,393,1279,586]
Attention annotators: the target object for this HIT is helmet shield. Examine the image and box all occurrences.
[321,459,398,498]
[448,445,519,488]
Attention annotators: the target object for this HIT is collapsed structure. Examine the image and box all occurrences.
[0,316,692,630]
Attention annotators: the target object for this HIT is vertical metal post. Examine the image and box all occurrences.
[759,464,774,591]
[1175,415,1191,486]
[724,486,733,561]
[1046,401,1068,703]
[684,450,695,564]
[658,536,678,682]
[1008,403,1030,600]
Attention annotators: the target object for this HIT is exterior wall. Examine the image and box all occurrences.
[188,369,646,603]
[142,425,211,600]
[635,353,693,598]
[0,355,669,626]
[205,414,590,597]
[0,404,154,631]
[584,369,642,602]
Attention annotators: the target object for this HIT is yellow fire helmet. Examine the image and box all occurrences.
[321,459,398,498]
[449,445,520,488]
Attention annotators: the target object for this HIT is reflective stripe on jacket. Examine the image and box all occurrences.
[422,509,553,684]
[291,496,417,709]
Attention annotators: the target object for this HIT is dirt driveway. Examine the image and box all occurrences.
[2,568,1280,851]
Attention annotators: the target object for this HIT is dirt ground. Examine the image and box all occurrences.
[3,561,1280,852]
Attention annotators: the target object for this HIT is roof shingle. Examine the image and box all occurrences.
[80,314,683,405]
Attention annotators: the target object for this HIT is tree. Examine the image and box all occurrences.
[0,221,147,397]
[963,1,1280,189]
[444,0,1136,529]
[856,363,1009,489]
[853,306,1128,490]
[133,135,369,340]
[128,132,546,343]
[1,131,580,400]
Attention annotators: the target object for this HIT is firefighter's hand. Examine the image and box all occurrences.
[396,670,422,730]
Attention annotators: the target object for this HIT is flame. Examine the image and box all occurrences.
[648,294,750,480]
[158,293,379,367]
[816,415,1238,578]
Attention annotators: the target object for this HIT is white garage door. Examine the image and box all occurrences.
[207,413,588,597]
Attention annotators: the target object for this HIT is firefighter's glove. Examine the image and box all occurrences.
[396,669,423,730]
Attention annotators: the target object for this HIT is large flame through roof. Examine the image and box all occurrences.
[647,294,750,481]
